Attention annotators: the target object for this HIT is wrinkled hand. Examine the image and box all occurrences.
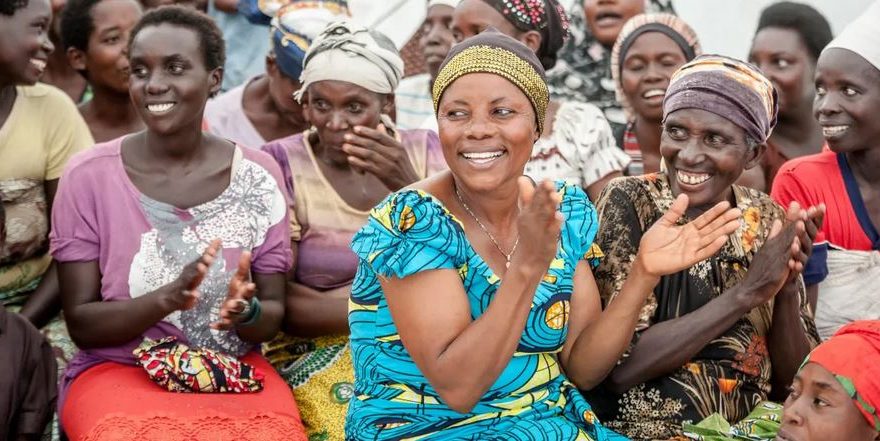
[169,239,221,311]
[511,178,563,272]
[778,202,826,295]
[342,124,421,191]
[211,251,257,330]
[637,194,742,278]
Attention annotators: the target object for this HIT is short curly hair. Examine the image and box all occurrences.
[60,0,102,52]
[756,2,833,61]
[128,5,225,71]
[0,0,29,16]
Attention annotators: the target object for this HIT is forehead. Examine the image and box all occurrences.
[440,72,529,105]
[308,80,377,101]
[817,47,880,84]
[130,23,201,59]
[453,0,504,26]
[751,27,809,54]
[626,31,685,57]
[427,4,454,19]
[91,0,142,28]
[665,107,745,135]
[11,0,51,20]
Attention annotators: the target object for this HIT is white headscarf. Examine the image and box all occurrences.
[428,0,461,8]
[294,21,404,102]
[823,0,880,72]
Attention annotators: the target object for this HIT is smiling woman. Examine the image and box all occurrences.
[51,6,307,440]
[343,29,745,441]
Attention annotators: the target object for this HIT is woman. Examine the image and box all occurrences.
[61,0,145,142]
[260,21,446,441]
[452,0,631,201]
[51,6,306,438]
[745,2,833,193]
[0,0,92,370]
[588,55,822,440]
[545,0,674,144]
[205,0,350,148]
[345,29,747,440]
[610,13,700,176]
[772,1,880,341]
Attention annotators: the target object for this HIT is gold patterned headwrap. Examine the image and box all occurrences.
[431,29,549,132]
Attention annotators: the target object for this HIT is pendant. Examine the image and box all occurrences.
[505,260,510,268]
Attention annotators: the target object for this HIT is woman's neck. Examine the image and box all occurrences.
[454,178,520,232]
[848,147,880,185]
[87,86,140,124]
[771,108,825,154]
[634,115,662,154]
[142,123,206,165]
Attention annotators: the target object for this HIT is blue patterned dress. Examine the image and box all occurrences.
[346,182,628,440]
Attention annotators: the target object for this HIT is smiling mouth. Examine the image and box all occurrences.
[147,102,176,114]
[677,170,712,186]
[822,125,850,139]
[775,428,799,441]
[642,88,666,99]
[595,12,622,26]
[29,58,47,72]
[461,150,506,165]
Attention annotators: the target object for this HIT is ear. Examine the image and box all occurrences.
[743,142,766,170]
[519,30,542,54]
[208,66,223,96]
[67,46,87,71]
[380,93,395,116]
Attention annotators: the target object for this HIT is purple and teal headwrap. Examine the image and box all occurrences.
[269,0,350,80]
[663,54,778,144]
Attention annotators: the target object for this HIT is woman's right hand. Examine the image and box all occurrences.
[166,239,221,311]
[511,178,563,273]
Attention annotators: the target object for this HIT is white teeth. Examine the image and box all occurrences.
[462,150,504,164]
[677,170,711,185]
[642,89,666,99]
[29,58,46,71]
[147,103,175,113]
[822,125,849,137]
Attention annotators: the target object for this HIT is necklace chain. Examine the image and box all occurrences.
[454,186,520,267]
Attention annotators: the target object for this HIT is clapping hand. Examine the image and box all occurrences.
[511,178,564,271]
[342,124,421,191]
[210,251,257,330]
[170,239,222,311]
[636,194,742,278]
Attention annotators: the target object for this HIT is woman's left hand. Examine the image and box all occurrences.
[210,251,257,330]
[636,193,743,278]
[342,124,421,190]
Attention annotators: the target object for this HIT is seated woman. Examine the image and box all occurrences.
[51,6,306,439]
[61,0,145,143]
[772,1,880,341]
[610,13,701,176]
[204,0,350,149]
[0,0,92,374]
[260,21,446,441]
[588,55,822,439]
[684,320,880,441]
[345,29,748,440]
[452,0,631,201]
[743,2,832,192]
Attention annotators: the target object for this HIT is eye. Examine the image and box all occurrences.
[168,62,185,75]
[705,134,728,148]
[664,125,687,140]
[104,35,121,44]
[815,85,827,96]
[131,65,148,78]
[813,397,830,408]
[775,58,791,69]
[313,100,330,111]
[625,59,646,72]
[452,30,463,42]
[843,87,858,97]
[493,107,515,118]
[348,102,364,113]
[445,109,468,120]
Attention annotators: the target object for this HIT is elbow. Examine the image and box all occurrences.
[436,387,479,414]
[604,367,636,395]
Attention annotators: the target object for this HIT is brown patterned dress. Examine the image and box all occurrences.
[585,173,819,440]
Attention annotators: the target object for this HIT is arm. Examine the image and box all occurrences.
[235,271,285,343]
[61,242,220,349]
[382,179,562,414]
[586,172,621,203]
[20,180,61,328]
[213,0,238,13]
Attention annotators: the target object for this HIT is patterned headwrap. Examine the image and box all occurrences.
[432,28,549,132]
[269,0,351,80]
[663,54,778,144]
[293,20,404,102]
[823,0,880,73]
[611,13,701,120]
[479,0,570,69]
[428,0,461,8]
[802,320,880,431]
[239,0,289,26]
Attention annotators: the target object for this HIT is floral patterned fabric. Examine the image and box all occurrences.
[345,182,624,440]
[683,401,783,441]
[587,173,819,440]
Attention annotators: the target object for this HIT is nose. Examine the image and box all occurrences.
[325,110,350,131]
[675,135,705,166]
[145,72,170,95]
[781,397,805,426]
[814,90,841,119]
[464,112,497,140]
[642,62,665,84]
[40,32,54,55]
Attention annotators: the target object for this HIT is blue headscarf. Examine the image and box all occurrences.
[268,0,350,80]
